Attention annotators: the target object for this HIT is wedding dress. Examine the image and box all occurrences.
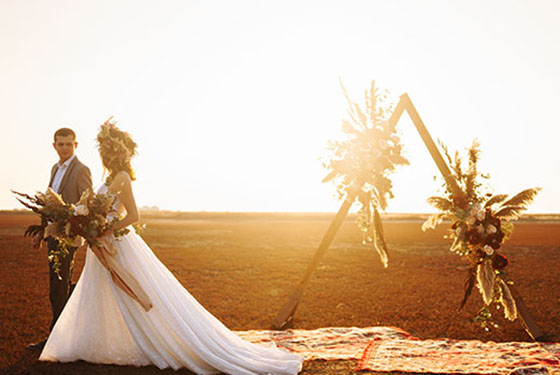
[39,184,303,375]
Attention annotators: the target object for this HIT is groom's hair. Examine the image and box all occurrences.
[54,128,76,141]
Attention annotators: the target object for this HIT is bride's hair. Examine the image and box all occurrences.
[97,117,137,181]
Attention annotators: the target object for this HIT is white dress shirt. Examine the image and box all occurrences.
[51,154,76,193]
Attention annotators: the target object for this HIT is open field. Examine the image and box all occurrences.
[1,211,559,374]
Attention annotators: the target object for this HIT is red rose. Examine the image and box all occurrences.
[492,253,509,270]
[486,234,502,250]
[467,230,482,245]
[69,215,89,237]
[497,230,505,241]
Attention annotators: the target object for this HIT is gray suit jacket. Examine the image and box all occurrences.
[48,156,93,205]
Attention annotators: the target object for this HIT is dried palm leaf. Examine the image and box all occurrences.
[453,151,463,183]
[500,188,541,209]
[366,81,378,120]
[438,139,454,168]
[322,170,338,184]
[476,260,495,305]
[465,173,475,200]
[24,224,46,238]
[498,279,518,321]
[44,188,66,207]
[484,194,509,208]
[372,184,388,211]
[460,266,477,310]
[357,198,374,243]
[450,236,462,252]
[341,120,359,135]
[494,206,524,220]
[373,207,389,268]
[426,196,454,212]
[14,197,41,214]
[467,140,481,166]
[365,206,374,242]
[354,103,367,128]
[339,79,360,126]
[12,190,40,203]
[12,190,43,214]
[465,141,480,198]
[422,212,445,232]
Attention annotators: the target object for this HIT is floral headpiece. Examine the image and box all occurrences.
[96,116,137,167]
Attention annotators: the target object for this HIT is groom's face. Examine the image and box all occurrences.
[53,135,77,163]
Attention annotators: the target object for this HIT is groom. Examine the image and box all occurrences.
[29,128,92,349]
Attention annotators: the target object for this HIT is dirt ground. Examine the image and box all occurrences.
[1,211,559,374]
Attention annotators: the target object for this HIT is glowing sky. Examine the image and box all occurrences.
[1,0,559,212]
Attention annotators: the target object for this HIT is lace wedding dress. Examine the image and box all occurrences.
[39,184,303,375]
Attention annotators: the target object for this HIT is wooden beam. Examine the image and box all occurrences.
[271,194,356,329]
[399,94,462,197]
[508,282,546,341]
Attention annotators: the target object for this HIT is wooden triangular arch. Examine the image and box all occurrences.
[272,94,545,341]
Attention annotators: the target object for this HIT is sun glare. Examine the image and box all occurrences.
[1,1,559,213]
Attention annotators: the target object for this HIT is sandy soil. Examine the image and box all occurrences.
[1,212,558,374]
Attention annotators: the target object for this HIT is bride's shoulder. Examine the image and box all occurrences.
[107,171,133,194]
[113,171,132,182]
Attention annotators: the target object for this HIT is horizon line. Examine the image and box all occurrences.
[3,209,560,216]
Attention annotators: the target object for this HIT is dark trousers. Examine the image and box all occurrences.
[46,237,77,331]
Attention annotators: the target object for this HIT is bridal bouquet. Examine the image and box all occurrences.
[323,80,409,267]
[422,140,540,327]
[13,188,129,277]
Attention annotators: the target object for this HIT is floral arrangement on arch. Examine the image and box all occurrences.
[323,80,409,267]
[422,140,540,327]
[13,188,129,277]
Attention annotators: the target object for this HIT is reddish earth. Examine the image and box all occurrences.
[1,212,559,374]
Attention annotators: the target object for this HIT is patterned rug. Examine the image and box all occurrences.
[236,327,560,375]
[235,326,410,360]
[358,337,560,375]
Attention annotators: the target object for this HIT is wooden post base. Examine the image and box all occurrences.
[509,284,546,341]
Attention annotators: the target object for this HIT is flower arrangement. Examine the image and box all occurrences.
[13,188,129,277]
[323,81,409,266]
[422,140,540,327]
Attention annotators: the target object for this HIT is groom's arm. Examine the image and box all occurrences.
[76,165,93,198]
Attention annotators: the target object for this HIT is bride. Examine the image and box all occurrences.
[39,119,304,375]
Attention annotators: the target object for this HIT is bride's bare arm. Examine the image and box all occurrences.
[106,171,139,233]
